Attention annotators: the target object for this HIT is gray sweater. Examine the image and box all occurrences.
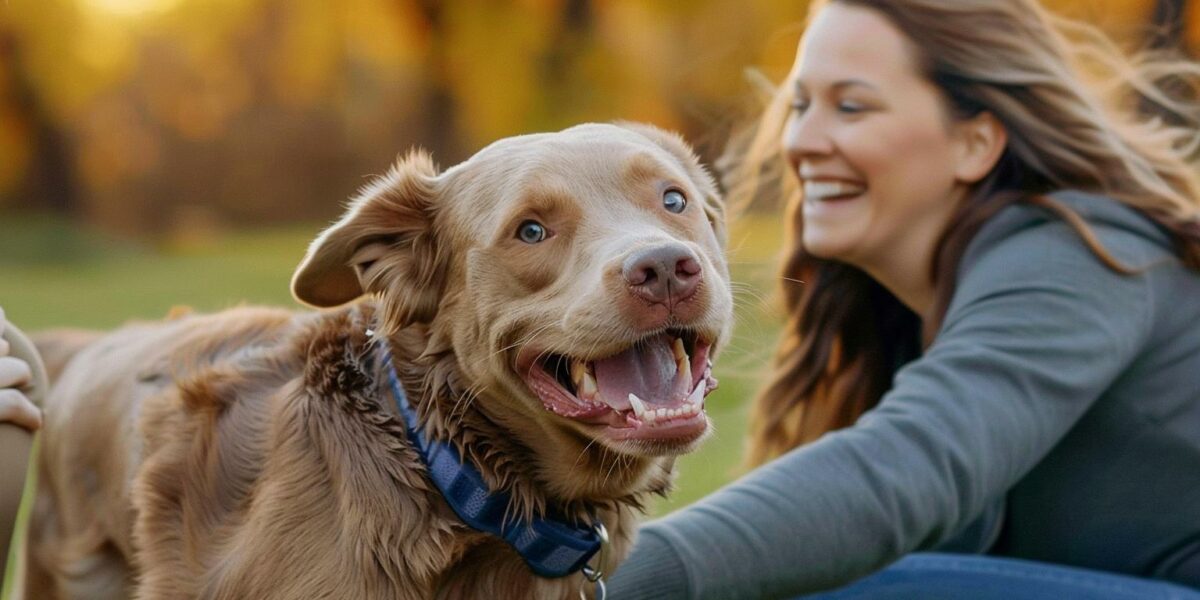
[606,191,1200,598]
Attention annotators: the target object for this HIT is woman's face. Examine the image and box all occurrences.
[782,3,971,274]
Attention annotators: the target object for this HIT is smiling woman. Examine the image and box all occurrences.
[606,0,1200,598]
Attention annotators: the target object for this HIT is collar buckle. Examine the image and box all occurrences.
[579,523,609,600]
[581,522,609,582]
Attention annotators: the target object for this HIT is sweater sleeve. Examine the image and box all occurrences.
[605,219,1156,599]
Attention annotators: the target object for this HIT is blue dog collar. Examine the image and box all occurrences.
[381,350,605,579]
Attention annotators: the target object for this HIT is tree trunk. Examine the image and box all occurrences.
[0,30,78,215]
[1141,0,1193,126]
[410,0,463,162]
[1148,0,1187,51]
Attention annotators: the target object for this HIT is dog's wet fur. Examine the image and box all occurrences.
[22,123,732,599]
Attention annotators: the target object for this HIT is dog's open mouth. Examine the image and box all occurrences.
[518,329,717,443]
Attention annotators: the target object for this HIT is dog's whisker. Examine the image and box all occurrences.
[572,437,600,471]
[730,293,771,307]
[492,322,556,360]
[601,450,624,489]
[453,377,493,420]
[449,385,477,422]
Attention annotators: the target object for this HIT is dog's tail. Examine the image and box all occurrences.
[31,328,103,385]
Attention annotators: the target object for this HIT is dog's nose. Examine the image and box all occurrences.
[623,243,702,307]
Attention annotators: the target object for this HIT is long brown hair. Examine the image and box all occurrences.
[737,0,1200,466]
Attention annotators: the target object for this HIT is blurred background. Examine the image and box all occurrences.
[0,0,1195,512]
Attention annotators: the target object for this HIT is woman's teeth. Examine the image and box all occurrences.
[803,180,866,200]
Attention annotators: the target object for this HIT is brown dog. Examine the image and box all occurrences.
[22,123,732,599]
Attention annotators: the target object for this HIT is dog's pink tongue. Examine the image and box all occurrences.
[593,335,683,410]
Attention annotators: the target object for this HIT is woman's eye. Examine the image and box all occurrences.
[663,189,687,214]
[789,98,810,114]
[516,220,548,244]
[838,100,867,114]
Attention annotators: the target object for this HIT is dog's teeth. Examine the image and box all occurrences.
[671,337,687,362]
[687,378,706,407]
[678,354,691,386]
[628,393,647,418]
[580,370,598,399]
[570,360,586,389]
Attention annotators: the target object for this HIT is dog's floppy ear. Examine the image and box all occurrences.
[615,121,727,247]
[291,150,446,326]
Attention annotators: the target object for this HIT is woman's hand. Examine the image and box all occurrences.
[0,307,42,431]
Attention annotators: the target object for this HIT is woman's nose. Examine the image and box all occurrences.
[782,109,834,165]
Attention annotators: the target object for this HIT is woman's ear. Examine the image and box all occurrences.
[291,150,446,327]
[953,111,1008,184]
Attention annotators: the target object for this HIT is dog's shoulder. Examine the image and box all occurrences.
[135,302,472,594]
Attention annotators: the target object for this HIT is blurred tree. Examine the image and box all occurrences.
[539,0,592,133]
[0,30,78,215]
[0,0,1191,238]
[408,0,464,162]
[1151,0,1188,49]
[1142,0,1194,129]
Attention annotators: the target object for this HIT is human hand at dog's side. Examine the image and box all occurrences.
[0,307,41,432]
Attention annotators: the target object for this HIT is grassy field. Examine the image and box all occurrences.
[0,213,784,592]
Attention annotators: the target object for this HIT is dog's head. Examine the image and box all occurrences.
[292,123,731,461]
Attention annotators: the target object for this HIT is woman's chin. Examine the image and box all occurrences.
[801,231,860,262]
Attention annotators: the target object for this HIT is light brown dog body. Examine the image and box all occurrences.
[24,123,732,599]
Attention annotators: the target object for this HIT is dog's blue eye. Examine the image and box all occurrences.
[663,189,687,214]
[517,220,548,244]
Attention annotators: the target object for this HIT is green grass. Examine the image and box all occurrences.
[0,213,784,591]
[0,217,322,330]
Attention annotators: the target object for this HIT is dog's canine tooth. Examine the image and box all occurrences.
[678,354,691,387]
[671,337,687,362]
[580,370,598,399]
[628,393,647,419]
[687,378,706,407]
[570,359,586,390]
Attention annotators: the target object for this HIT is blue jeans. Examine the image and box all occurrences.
[800,553,1200,599]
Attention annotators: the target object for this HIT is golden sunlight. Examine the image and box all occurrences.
[79,0,183,18]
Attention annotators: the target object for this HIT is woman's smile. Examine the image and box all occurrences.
[801,179,866,202]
